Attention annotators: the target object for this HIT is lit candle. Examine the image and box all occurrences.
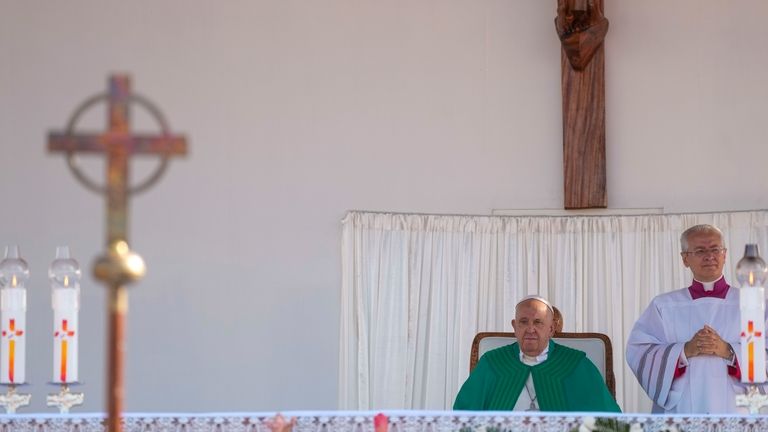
[737,244,768,383]
[50,246,81,384]
[0,246,29,385]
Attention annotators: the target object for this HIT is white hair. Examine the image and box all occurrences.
[680,224,723,252]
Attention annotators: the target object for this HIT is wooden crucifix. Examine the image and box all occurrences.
[556,0,609,209]
[48,75,187,432]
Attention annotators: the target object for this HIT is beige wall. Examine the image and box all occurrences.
[1,0,767,412]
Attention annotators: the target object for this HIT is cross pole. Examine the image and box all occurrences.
[555,0,609,209]
[48,75,187,432]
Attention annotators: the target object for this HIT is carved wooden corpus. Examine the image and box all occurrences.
[556,0,608,209]
[555,0,609,70]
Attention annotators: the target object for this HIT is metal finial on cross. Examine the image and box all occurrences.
[48,74,187,432]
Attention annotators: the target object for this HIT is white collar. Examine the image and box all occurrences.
[519,344,549,365]
[694,275,723,292]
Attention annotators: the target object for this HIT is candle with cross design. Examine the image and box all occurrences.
[50,246,81,384]
[0,246,28,385]
[736,244,768,384]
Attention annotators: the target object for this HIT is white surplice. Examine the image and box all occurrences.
[626,285,768,413]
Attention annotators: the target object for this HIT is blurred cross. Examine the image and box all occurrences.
[48,74,187,432]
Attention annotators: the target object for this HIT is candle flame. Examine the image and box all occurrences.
[64,275,69,287]
[10,275,16,288]
[750,272,755,286]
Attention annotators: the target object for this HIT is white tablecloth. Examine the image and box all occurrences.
[1,411,766,432]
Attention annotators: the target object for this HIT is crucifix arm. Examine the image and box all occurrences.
[49,133,187,154]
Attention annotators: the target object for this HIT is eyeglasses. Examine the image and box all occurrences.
[683,247,726,258]
[515,318,549,330]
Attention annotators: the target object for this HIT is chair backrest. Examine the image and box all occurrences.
[470,331,616,398]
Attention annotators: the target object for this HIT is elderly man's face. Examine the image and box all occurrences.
[681,232,727,283]
[511,300,555,357]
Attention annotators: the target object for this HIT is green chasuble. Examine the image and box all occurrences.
[453,341,620,412]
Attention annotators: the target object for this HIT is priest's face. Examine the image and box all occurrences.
[512,300,555,357]
[681,232,727,282]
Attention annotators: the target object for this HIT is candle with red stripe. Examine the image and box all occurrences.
[0,246,29,385]
[50,246,81,384]
[736,244,767,383]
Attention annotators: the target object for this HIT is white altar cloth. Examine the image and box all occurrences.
[0,411,766,432]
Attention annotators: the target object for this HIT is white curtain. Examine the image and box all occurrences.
[338,210,768,413]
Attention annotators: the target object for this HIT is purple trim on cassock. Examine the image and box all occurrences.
[688,276,729,300]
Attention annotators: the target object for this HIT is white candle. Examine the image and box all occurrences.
[0,286,26,384]
[52,286,79,383]
[740,285,767,383]
[50,246,81,384]
[0,245,29,385]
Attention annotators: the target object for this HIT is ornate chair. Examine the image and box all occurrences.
[469,331,616,398]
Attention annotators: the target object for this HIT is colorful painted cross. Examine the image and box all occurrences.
[2,319,24,383]
[54,319,75,339]
[741,320,763,382]
[55,319,76,382]
[1,319,23,339]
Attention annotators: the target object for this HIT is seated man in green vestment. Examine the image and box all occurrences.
[453,296,620,412]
